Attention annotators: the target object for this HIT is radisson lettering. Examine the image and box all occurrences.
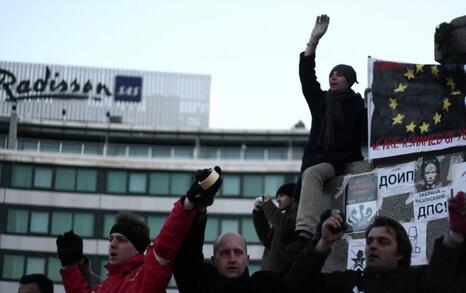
[0,67,112,101]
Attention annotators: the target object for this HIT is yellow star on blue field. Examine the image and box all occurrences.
[393,83,407,93]
[419,122,430,134]
[443,98,452,111]
[446,76,456,89]
[404,68,415,80]
[432,112,442,125]
[389,98,398,110]
[392,113,405,125]
[416,64,424,73]
[431,65,439,76]
[405,121,416,133]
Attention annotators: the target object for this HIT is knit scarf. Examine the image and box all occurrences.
[319,89,360,150]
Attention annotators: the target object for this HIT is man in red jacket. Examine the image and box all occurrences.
[56,167,222,293]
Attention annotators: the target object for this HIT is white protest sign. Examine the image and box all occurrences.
[413,187,452,221]
[378,162,416,197]
[347,239,366,270]
[452,162,466,195]
[402,221,427,265]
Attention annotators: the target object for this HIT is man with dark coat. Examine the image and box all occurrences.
[284,191,466,293]
[288,14,367,252]
[253,183,298,275]
[174,209,283,293]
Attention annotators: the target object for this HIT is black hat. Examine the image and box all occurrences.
[276,183,297,198]
[329,64,358,87]
[110,211,150,254]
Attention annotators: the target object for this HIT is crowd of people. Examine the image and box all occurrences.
[16,14,466,293]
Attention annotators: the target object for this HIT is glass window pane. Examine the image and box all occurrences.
[268,147,287,160]
[107,144,127,157]
[220,147,240,160]
[264,175,285,195]
[83,142,103,155]
[205,218,219,242]
[220,219,239,234]
[129,145,149,158]
[50,212,72,235]
[243,175,263,198]
[11,165,33,188]
[129,173,147,193]
[245,147,264,160]
[76,169,97,192]
[198,147,218,159]
[30,211,49,233]
[292,147,304,160]
[0,135,6,149]
[7,209,29,233]
[147,215,166,237]
[171,173,191,196]
[107,171,127,194]
[73,213,95,237]
[54,167,76,191]
[26,257,45,275]
[2,255,24,279]
[151,145,171,158]
[221,175,240,197]
[149,173,170,195]
[62,142,82,154]
[33,167,53,188]
[241,218,260,243]
[18,139,38,151]
[47,257,62,282]
[103,214,116,238]
[40,140,60,152]
[173,146,193,159]
[248,264,261,275]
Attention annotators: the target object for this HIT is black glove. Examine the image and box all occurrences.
[56,230,84,266]
[313,209,346,243]
[186,166,223,206]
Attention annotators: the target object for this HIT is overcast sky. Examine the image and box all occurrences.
[1,0,464,130]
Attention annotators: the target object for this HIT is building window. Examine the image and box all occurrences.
[62,141,82,154]
[128,145,149,158]
[29,211,49,234]
[11,165,33,188]
[205,218,219,242]
[151,145,171,158]
[73,213,95,237]
[264,175,285,195]
[170,173,191,196]
[243,175,263,198]
[241,218,260,243]
[244,147,264,160]
[198,146,218,159]
[17,139,38,151]
[47,257,62,282]
[220,147,241,160]
[55,167,76,191]
[83,142,103,155]
[268,147,287,160]
[107,144,127,157]
[2,254,24,279]
[129,173,147,193]
[220,219,239,234]
[40,140,60,153]
[173,146,193,159]
[221,175,240,197]
[149,172,170,195]
[147,215,166,237]
[26,257,46,275]
[7,209,29,233]
[103,214,117,238]
[107,171,127,194]
[76,169,97,192]
[33,167,53,189]
[51,211,72,235]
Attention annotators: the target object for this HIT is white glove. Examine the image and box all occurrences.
[254,196,264,211]
[309,14,330,45]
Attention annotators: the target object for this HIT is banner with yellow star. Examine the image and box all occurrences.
[368,58,466,159]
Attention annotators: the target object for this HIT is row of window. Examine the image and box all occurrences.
[15,137,304,161]
[0,252,261,287]
[5,163,297,197]
[5,207,261,244]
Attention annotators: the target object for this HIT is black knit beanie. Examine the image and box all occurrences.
[276,183,297,198]
[329,64,358,87]
[110,223,150,254]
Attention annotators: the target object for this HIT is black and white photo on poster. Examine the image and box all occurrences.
[401,221,427,265]
[347,239,366,271]
[346,201,377,233]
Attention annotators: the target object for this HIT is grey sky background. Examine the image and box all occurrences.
[0,0,464,130]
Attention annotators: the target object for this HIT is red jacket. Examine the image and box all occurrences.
[61,198,196,293]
